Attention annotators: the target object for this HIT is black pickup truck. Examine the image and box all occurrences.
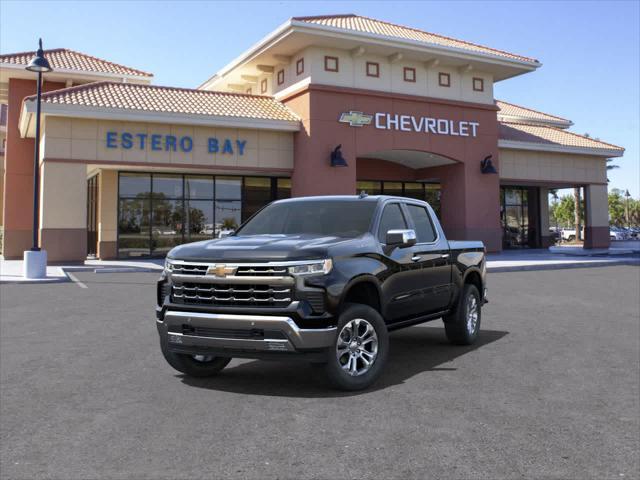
[156,195,487,390]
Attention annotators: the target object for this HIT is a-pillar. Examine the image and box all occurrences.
[39,161,87,262]
[539,187,553,247]
[98,170,118,259]
[584,184,610,249]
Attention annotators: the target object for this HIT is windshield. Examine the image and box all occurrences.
[236,200,377,237]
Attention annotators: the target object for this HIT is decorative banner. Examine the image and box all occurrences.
[339,111,479,137]
[105,132,247,155]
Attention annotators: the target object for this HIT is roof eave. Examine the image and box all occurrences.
[498,115,573,129]
[0,61,153,82]
[19,99,300,137]
[498,139,624,158]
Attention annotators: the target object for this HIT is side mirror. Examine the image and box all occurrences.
[386,229,417,247]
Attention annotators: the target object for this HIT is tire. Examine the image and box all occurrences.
[324,303,389,391]
[567,235,575,242]
[160,337,231,377]
[443,284,481,345]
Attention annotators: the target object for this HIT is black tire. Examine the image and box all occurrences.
[443,284,481,345]
[324,303,389,391]
[160,338,231,377]
[567,235,575,242]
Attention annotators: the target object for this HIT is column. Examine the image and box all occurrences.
[539,187,552,247]
[39,161,88,262]
[584,184,610,249]
[98,170,118,259]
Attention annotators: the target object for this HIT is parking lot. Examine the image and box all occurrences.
[1,266,638,479]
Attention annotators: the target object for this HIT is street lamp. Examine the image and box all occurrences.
[23,39,52,279]
[625,189,631,229]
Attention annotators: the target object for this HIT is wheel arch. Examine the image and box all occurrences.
[339,275,383,315]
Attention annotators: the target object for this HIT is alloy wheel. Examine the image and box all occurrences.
[336,318,378,376]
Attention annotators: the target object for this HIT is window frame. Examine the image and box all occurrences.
[366,61,380,78]
[324,55,339,72]
[376,201,409,244]
[296,58,304,75]
[403,202,439,245]
[403,67,416,83]
[277,69,284,85]
[472,77,484,92]
[260,78,268,94]
[438,72,451,87]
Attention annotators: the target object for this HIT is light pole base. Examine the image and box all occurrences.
[24,249,48,279]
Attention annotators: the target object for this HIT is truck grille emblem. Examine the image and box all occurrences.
[207,264,237,277]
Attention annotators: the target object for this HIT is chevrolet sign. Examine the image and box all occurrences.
[338,111,373,127]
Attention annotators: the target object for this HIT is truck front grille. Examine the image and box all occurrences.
[171,264,208,275]
[235,266,288,276]
[171,283,292,307]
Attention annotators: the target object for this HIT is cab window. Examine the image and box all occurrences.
[406,204,437,243]
[377,203,407,243]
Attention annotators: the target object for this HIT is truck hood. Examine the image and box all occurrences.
[167,234,356,262]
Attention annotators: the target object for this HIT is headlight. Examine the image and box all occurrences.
[288,259,333,276]
[164,258,175,272]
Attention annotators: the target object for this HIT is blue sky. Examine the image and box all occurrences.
[1,0,638,197]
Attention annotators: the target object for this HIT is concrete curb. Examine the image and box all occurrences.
[488,259,640,273]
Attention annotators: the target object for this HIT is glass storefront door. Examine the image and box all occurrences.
[117,173,290,258]
[500,186,540,248]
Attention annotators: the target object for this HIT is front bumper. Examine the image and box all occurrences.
[157,310,337,357]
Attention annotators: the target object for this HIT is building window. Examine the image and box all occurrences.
[403,67,416,82]
[356,181,441,218]
[438,72,450,87]
[296,58,304,75]
[366,62,379,78]
[260,78,268,94]
[277,69,284,85]
[473,77,484,92]
[245,87,252,94]
[117,173,290,258]
[324,55,339,72]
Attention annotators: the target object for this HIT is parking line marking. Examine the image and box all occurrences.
[67,272,88,289]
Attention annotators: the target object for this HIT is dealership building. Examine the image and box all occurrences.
[0,14,624,261]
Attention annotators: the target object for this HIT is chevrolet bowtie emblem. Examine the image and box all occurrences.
[207,264,237,277]
[339,111,373,127]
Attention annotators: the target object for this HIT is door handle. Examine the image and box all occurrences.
[411,255,422,262]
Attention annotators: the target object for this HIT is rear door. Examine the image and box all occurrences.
[403,202,452,313]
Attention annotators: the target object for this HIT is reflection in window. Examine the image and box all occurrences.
[153,175,183,198]
[216,201,242,236]
[243,177,272,221]
[216,176,241,200]
[382,182,403,197]
[119,173,151,197]
[186,200,214,242]
[185,176,214,200]
[118,197,150,257]
[276,178,291,199]
[356,181,382,195]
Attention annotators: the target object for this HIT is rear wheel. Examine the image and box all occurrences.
[324,303,389,391]
[160,338,231,377]
[443,284,481,345]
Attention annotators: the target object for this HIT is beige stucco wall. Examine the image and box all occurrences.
[98,169,118,243]
[499,148,607,184]
[39,161,86,229]
[42,117,294,170]
[271,46,494,104]
[585,184,609,228]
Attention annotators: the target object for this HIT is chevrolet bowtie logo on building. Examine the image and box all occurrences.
[339,111,373,127]
[207,264,237,277]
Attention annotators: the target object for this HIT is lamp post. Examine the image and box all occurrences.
[23,39,52,279]
[624,189,631,230]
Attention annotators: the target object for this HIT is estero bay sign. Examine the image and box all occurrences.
[339,111,480,137]
[105,131,248,155]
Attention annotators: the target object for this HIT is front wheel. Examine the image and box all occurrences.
[160,338,231,377]
[443,284,481,345]
[324,303,389,391]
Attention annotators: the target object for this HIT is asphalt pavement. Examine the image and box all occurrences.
[1,266,638,479]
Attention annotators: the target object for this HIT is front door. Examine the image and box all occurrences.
[87,175,99,257]
[377,202,425,322]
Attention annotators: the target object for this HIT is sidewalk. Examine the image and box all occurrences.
[1,250,638,283]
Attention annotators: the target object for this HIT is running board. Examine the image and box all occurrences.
[386,310,450,331]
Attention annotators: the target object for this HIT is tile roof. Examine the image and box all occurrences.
[26,81,299,122]
[496,100,572,127]
[0,48,152,78]
[293,14,538,64]
[499,122,624,154]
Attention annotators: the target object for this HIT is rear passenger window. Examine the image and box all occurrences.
[406,204,437,243]
[378,203,407,242]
